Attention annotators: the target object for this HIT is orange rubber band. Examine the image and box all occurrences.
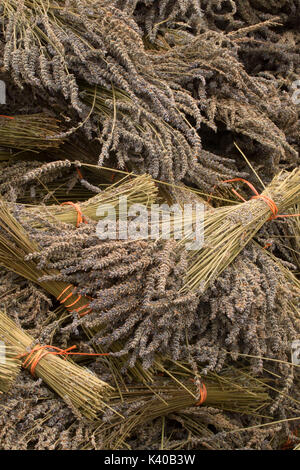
[76,168,83,180]
[195,382,207,406]
[57,285,92,316]
[0,115,14,119]
[60,201,88,227]
[57,284,73,301]
[208,178,300,221]
[282,427,299,450]
[65,295,82,308]
[17,344,109,376]
[60,291,74,304]
[263,242,273,250]
[75,303,91,313]
[190,378,207,406]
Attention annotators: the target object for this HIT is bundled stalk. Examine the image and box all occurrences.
[15,173,158,228]
[90,365,270,449]
[179,169,300,292]
[0,344,21,394]
[0,198,96,317]
[0,195,175,383]
[0,310,113,419]
[0,114,64,150]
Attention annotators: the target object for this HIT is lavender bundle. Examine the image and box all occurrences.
[1,0,247,189]
[86,364,270,450]
[15,172,158,228]
[180,169,300,292]
[0,114,64,150]
[0,310,113,419]
[0,198,97,317]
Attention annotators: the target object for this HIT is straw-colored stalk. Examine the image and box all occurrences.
[174,169,300,292]
[0,310,113,419]
[88,365,270,449]
[0,343,21,394]
[0,114,64,150]
[15,174,158,228]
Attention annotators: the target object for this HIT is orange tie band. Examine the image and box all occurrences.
[0,115,14,119]
[209,177,300,221]
[17,344,109,377]
[76,167,83,180]
[60,201,88,227]
[195,382,207,406]
[190,378,207,406]
[56,284,92,317]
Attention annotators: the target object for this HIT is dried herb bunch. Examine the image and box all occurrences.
[0,159,79,203]
[117,1,300,38]
[0,197,100,319]
[0,0,201,184]
[0,197,193,369]
[87,364,270,450]
[0,114,64,150]
[0,310,113,420]
[114,0,204,41]
[0,268,53,336]
[123,408,283,451]
[15,172,158,228]
[182,169,300,292]
[112,2,300,178]
[2,195,298,377]
[2,1,299,186]
[0,0,271,189]
[0,373,277,450]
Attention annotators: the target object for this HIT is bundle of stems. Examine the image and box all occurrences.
[0,195,159,385]
[176,169,300,292]
[0,199,97,317]
[14,173,158,228]
[0,310,113,419]
[0,114,64,150]
[87,364,270,449]
[0,343,21,394]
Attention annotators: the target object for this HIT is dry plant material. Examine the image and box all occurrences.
[0,0,200,183]
[188,242,300,375]
[114,0,203,41]
[0,310,113,419]
[0,0,251,189]
[0,159,75,203]
[0,176,298,374]
[0,373,86,450]
[181,169,300,292]
[87,364,270,449]
[15,172,158,228]
[0,197,97,317]
[0,344,21,394]
[0,114,64,150]
[2,181,298,372]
